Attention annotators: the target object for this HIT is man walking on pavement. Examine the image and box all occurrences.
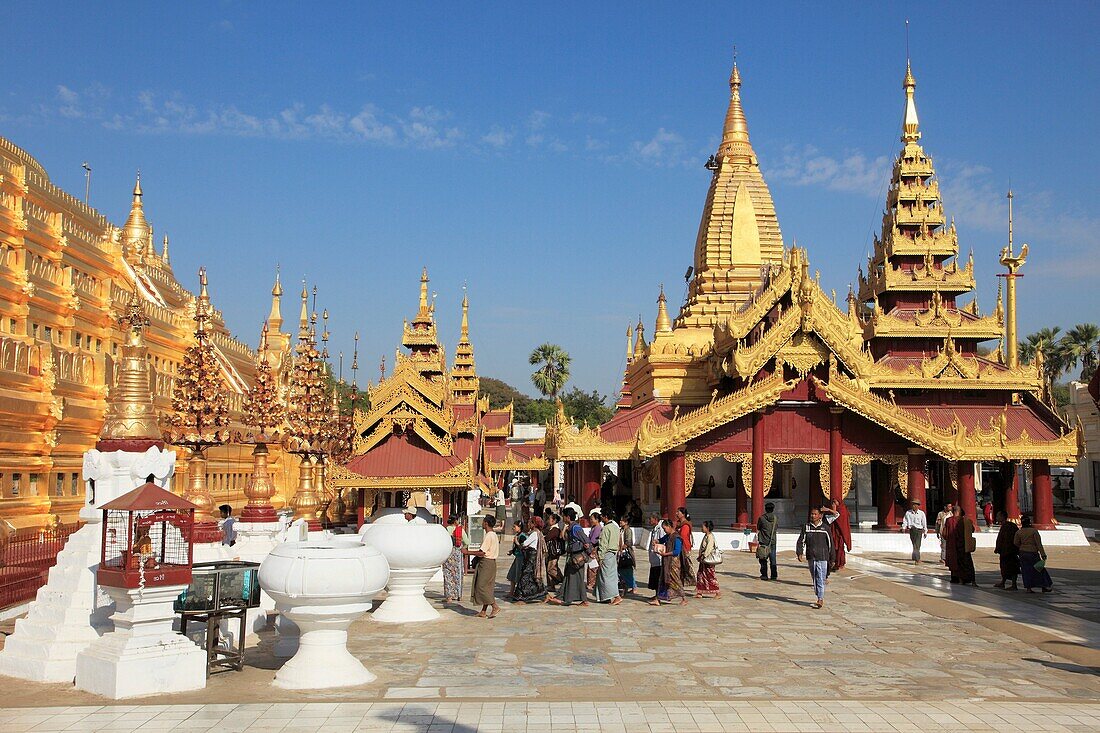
[796,505,839,609]
[901,499,928,563]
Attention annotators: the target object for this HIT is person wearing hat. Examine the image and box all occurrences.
[900,499,929,563]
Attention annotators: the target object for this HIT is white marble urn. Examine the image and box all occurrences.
[258,539,389,689]
[361,511,453,623]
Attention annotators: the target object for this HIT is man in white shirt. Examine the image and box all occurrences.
[901,499,928,563]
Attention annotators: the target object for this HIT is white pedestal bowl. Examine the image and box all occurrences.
[361,513,453,623]
[258,539,389,690]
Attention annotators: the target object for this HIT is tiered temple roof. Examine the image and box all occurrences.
[857,63,1002,356]
[330,272,545,509]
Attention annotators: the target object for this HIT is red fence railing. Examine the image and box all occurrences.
[0,523,80,610]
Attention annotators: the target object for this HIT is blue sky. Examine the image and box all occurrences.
[2,3,1097,397]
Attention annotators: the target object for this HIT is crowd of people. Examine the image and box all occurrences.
[439,493,1056,618]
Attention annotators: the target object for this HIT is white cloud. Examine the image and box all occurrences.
[527,110,550,131]
[768,144,890,197]
[481,125,514,148]
[631,127,688,167]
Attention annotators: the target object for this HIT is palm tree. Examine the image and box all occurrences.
[1061,323,1100,381]
[529,343,571,401]
[1019,327,1060,365]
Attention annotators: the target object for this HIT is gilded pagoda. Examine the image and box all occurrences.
[547,60,1076,530]
[0,137,299,529]
[328,270,546,521]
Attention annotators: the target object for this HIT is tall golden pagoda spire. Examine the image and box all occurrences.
[161,234,170,265]
[451,288,479,403]
[99,293,161,441]
[717,62,755,164]
[415,267,432,323]
[120,171,152,263]
[679,56,784,329]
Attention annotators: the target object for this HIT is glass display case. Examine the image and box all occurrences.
[175,560,260,613]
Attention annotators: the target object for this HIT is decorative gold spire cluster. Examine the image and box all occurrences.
[450,289,480,404]
[99,293,161,441]
[166,268,231,531]
[167,268,231,445]
[242,323,286,438]
[678,59,785,329]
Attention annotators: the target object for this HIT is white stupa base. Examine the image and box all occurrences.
[0,523,111,683]
[273,602,300,658]
[0,444,175,685]
[75,584,206,699]
[273,604,374,689]
[371,568,441,624]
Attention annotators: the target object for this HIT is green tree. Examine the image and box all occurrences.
[479,377,529,410]
[560,387,614,428]
[1019,327,1060,365]
[529,343,571,400]
[1060,323,1100,381]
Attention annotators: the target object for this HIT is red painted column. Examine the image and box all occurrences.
[663,451,686,519]
[829,408,844,504]
[1032,459,1055,529]
[907,449,927,510]
[1005,461,1021,521]
[958,461,977,523]
[735,466,749,527]
[581,461,602,513]
[441,490,450,524]
[751,412,765,523]
[357,489,366,528]
[808,468,825,509]
[875,463,896,529]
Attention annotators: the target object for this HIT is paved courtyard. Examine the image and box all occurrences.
[1,544,1098,731]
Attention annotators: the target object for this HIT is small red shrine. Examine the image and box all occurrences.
[99,482,197,589]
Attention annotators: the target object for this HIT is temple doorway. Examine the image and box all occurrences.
[765,459,823,528]
[685,456,746,527]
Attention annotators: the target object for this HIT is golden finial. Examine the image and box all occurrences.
[351,330,360,386]
[655,284,672,334]
[121,170,151,262]
[626,325,633,364]
[717,50,755,163]
[259,320,269,353]
[267,267,284,332]
[901,33,921,143]
[298,280,309,336]
[418,267,430,315]
[161,234,170,264]
[460,287,470,341]
[633,317,646,357]
[195,267,211,336]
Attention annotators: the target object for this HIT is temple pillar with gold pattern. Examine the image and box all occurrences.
[958,460,977,523]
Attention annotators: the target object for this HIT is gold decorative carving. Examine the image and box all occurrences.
[776,333,830,376]
[813,368,1078,464]
[636,370,796,459]
[486,448,550,472]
